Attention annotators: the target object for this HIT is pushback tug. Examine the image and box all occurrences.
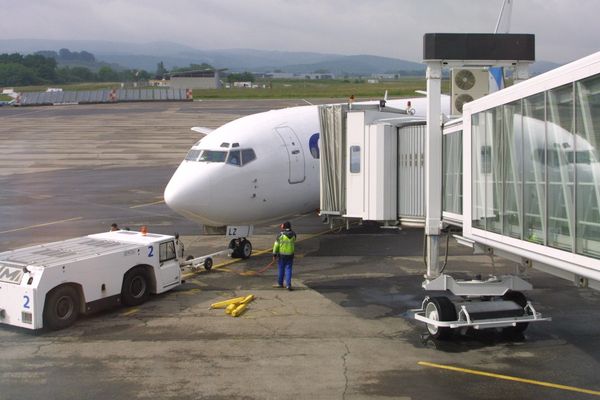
[0,229,215,330]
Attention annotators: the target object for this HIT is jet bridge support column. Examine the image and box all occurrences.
[425,61,443,280]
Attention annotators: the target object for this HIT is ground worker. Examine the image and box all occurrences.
[110,223,119,231]
[272,221,296,291]
[174,232,185,259]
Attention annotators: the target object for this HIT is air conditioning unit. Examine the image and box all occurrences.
[451,68,490,115]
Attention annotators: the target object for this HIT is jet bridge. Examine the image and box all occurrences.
[319,103,427,227]
[318,33,570,339]
[318,99,551,339]
[417,46,600,340]
[457,51,600,292]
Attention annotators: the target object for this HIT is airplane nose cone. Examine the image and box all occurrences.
[164,163,212,221]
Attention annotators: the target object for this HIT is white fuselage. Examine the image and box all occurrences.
[164,97,448,227]
[164,106,320,226]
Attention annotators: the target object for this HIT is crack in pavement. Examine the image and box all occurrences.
[339,338,350,400]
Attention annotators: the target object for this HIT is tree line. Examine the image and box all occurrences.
[0,51,152,86]
[0,50,255,87]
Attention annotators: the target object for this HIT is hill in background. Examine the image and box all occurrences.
[0,38,561,76]
[35,48,124,72]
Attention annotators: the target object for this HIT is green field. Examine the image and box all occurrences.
[8,78,450,99]
[196,78,450,99]
[11,82,122,92]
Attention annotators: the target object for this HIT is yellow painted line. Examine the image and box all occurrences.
[121,308,139,316]
[182,266,232,279]
[0,217,83,234]
[299,229,332,242]
[181,228,331,279]
[418,361,600,396]
[252,248,273,256]
[179,288,202,296]
[130,200,165,209]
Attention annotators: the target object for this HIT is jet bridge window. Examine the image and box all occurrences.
[199,150,227,162]
[159,241,177,262]
[185,149,202,161]
[480,146,492,174]
[350,146,361,173]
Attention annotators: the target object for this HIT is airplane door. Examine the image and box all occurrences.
[275,126,305,184]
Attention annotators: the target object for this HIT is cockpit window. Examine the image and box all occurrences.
[220,142,230,148]
[535,149,594,166]
[185,149,202,161]
[242,149,256,165]
[199,150,227,162]
[227,150,241,166]
[224,149,257,167]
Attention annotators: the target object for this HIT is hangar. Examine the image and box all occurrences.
[168,69,225,89]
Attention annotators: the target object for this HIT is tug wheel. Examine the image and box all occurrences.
[121,267,150,306]
[44,285,80,330]
[204,257,213,271]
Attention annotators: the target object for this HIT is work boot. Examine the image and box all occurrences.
[286,286,293,291]
[272,284,283,288]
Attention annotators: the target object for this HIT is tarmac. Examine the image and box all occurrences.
[0,100,599,400]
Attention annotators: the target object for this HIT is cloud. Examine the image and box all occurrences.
[0,0,598,62]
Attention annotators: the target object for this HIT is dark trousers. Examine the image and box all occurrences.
[277,255,294,288]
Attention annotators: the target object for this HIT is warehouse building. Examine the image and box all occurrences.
[168,69,225,89]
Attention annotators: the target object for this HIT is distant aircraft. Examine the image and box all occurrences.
[164,96,450,257]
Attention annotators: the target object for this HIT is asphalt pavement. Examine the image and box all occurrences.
[0,101,599,400]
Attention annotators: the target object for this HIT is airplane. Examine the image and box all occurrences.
[473,112,600,243]
[164,95,451,258]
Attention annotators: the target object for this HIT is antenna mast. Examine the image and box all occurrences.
[494,0,513,33]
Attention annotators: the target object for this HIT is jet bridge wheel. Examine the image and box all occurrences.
[424,296,456,340]
[502,291,531,334]
[43,285,80,330]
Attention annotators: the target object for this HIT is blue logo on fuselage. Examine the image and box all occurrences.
[309,133,320,159]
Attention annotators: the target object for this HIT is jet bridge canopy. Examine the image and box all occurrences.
[319,104,347,217]
[318,103,427,226]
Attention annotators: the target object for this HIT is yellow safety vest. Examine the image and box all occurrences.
[273,231,296,256]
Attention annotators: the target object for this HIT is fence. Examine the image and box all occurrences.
[16,88,193,106]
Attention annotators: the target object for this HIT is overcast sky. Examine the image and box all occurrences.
[1,0,598,63]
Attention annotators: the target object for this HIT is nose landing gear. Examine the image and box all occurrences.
[229,238,253,259]
[226,225,254,259]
